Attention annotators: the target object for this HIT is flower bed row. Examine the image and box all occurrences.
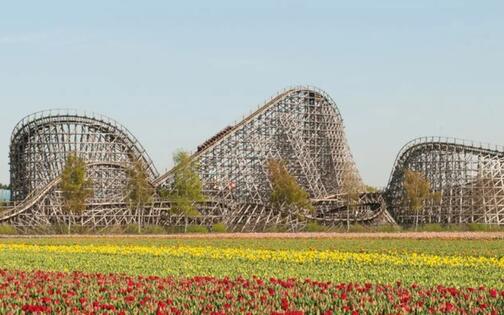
[0,269,501,314]
[2,243,503,268]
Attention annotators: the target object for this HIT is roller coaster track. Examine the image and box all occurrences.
[387,137,504,187]
[7,90,502,229]
[153,86,352,187]
[0,162,130,223]
[150,86,381,227]
[3,87,388,229]
[386,137,504,225]
[152,87,302,186]
[11,110,158,176]
[0,177,61,222]
[10,109,158,201]
[308,193,395,224]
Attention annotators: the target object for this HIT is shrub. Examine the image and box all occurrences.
[371,224,402,233]
[418,223,444,232]
[142,225,166,234]
[98,225,125,235]
[51,223,71,235]
[0,224,17,235]
[264,225,289,233]
[32,225,55,235]
[164,226,185,234]
[347,224,368,233]
[124,224,140,234]
[304,222,328,232]
[465,223,485,232]
[267,159,314,212]
[442,224,467,232]
[69,225,90,234]
[465,223,503,232]
[186,225,208,233]
[211,223,227,233]
[325,225,346,233]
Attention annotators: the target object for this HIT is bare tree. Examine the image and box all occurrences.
[472,168,495,224]
[341,162,362,230]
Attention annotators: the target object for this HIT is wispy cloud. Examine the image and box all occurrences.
[0,32,49,45]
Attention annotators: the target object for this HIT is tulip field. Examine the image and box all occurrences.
[0,235,502,314]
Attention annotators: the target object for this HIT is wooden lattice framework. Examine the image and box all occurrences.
[154,87,390,229]
[13,88,503,230]
[386,137,504,225]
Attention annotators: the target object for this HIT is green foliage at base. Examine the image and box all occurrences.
[60,154,93,214]
[466,223,503,232]
[123,224,167,234]
[347,224,368,233]
[142,225,167,234]
[6,222,504,235]
[211,223,227,233]
[0,224,17,235]
[186,225,209,233]
[263,225,289,233]
[403,223,504,232]
[97,225,125,235]
[371,224,403,233]
[126,160,154,212]
[164,226,186,234]
[168,151,206,217]
[267,159,314,212]
[51,223,71,235]
[303,222,329,232]
[416,223,444,232]
[124,224,141,234]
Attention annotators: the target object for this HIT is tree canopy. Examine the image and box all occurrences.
[365,185,378,193]
[126,159,154,210]
[402,168,442,227]
[168,150,205,217]
[402,169,432,212]
[341,164,362,203]
[60,153,93,214]
[340,163,363,228]
[267,159,314,212]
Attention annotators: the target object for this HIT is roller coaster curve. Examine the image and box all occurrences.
[386,137,504,225]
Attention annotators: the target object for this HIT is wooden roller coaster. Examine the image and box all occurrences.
[1,88,502,231]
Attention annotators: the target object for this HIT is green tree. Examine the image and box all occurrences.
[267,159,314,215]
[402,169,440,229]
[169,151,206,231]
[365,185,378,193]
[126,160,155,233]
[60,154,93,214]
[60,154,93,233]
[341,163,362,231]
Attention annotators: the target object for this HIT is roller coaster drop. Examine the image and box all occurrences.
[1,87,503,231]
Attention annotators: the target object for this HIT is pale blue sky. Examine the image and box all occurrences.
[1,1,503,187]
